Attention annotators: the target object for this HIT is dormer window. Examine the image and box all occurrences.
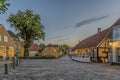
[4,36,8,42]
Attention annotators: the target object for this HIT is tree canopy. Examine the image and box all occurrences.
[7,9,45,57]
[39,43,46,50]
[0,0,10,14]
[59,44,70,54]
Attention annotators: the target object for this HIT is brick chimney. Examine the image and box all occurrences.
[97,28,101,33]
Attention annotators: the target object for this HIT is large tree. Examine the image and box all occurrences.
[7,9,45,57]
[0,0,10,14]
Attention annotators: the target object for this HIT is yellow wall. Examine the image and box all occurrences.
[42,47,59,58]
[73,48,93,57]
[20,46,24,57]
[98,39,110,62]
[99,39,110,47]
[0,26,15,57]
[111,41,120,62]
[8,47,15,57]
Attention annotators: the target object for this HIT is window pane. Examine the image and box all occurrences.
[4,36,8,42]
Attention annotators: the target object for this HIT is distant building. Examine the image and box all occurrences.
[0,24,15,58]
[29,44,41,57]
[20,42,41,57]
[41,44,60,58]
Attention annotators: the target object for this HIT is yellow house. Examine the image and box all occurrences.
[0,24,16,58]
[72,28,111,63]
[42,44,60,58]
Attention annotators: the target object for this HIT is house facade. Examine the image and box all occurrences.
[29,44,40,57]
[72,18,120,63]
[110,18,120,64]
[7,30,21,57]
[0,24,15,58]
[20,42,40,57]
[73,28,111,62]
[42,44,60,58]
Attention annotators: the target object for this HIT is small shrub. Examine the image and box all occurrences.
[23,55,56,59]
[35,53,39,57]
[41,55,56,59]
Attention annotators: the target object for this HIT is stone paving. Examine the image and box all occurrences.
[0,55,120,80]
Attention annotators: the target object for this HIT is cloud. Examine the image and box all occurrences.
[75,15,109,28]
[56,38,69,42]
[46,35,64,40]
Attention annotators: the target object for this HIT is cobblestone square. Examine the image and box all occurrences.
[0,56,120,80]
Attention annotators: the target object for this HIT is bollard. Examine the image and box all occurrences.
[13,60,15,69]
[16,60,18,67]
[18,59,20,64]
[4,64,8,74]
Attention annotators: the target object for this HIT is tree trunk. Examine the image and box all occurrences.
[24,44,30,57]
[24,47,29,57]
[24,41,33,57]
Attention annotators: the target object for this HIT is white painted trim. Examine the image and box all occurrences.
[112,25,120,29]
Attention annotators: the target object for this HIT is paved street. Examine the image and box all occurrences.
[0,56,120,80]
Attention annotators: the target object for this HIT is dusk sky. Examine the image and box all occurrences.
[1,0,120,47]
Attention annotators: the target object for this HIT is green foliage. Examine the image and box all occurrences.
[39,43,46,49]
[59,44,70,54]
[0,0,10,14]
[24,55,56,59]
[7,9,45,57]
[35,53,39,57]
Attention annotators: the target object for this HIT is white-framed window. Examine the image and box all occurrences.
[4,36,8,42]
[0,35,1,41]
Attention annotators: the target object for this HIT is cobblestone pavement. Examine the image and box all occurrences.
[0,55,120,80]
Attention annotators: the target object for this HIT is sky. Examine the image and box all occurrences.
[1,0,120,47]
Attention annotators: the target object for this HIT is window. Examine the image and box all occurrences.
[0,35,1,41]
[4,36,8,42]
[113,28,120,41]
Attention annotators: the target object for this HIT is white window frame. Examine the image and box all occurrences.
[4,36,8,42]
[0,35,1,41]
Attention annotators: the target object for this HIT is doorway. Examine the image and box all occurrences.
[115,48,120,62]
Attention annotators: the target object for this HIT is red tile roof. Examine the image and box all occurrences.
[73,29,110,50]
[29,44,40,51]
[73,18,120,51]
[20,42,40,51]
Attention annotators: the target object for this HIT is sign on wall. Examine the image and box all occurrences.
[113,27,120,41]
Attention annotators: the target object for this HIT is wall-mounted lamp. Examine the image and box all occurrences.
[109,39,113,47]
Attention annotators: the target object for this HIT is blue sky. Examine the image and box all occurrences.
[1,0,120,47]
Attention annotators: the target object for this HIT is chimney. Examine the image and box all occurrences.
[97,28,101,33]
